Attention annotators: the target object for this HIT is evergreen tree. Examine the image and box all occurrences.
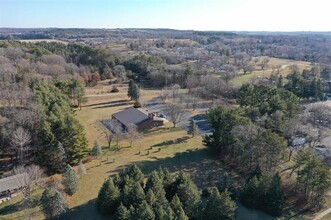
[92,140,102,158]
[97,178,121,215]
[204,187,236,220]
[176,206,189,220]
[277,75,283,88]
[135,201,155,220]
[33,80,88,168]
[187,119,198,137]
[203,108,248,156]
[41,187,68,219]
[145,171,168,207]
[171,194,188,220]
[146,189,157,206]
[218,172,236,199]
[52,142,67,173]
[175,174,200,218]
[165,206,175,220]
[131,84,140,101]
[41,187,54,219]
[52,190,69,218]
[265,173,284,216]
[62,165,80,196]
[115,203,131,220]
[240,176,260,208]
[127,79,135,100]
[127,164,144,185]
[128,182,145,206]
[38,121,58,172]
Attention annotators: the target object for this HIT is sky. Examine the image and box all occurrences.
[0,0,330,31]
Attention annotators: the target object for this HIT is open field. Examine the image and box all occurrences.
[232,57,312,86]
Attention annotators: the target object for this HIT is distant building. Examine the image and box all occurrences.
[112,107,164,131]
[0,173,29,203]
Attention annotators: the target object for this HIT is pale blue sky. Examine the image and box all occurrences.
[0,0,330,31]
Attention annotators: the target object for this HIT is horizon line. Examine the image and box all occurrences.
[1,27,331,33]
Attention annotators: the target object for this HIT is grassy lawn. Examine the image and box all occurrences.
[0,81,283,220]
[232,57,311,86]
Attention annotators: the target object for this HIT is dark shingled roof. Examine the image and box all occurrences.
[112,107,149,127]
[0,173,29,193]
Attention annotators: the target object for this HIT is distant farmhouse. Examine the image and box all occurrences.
[112,107,164,131]
[0,173,29,203]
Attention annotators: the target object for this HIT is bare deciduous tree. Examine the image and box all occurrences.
[13,164,45,219]
[166,104,186,127]
[159,89,169,104]
[126,124,139,147]
[10,127,31,164]
[100,122,113,148]
[259,57,270,70]
[170,84,181,102]
[111,119,123,148]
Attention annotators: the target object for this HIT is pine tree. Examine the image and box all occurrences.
[41,187,54,219]
[184,64,193,80]
[92,140,102,158]
[145,171,168,207]
[41,187,68,219]
[240,176,260,209]
[127,164,144,185]
[115,203,131,220]
[277,75,283,88]
[52,190,69,218]
[218,172,236,199]
[204,187,236,220]
[128,182,145,206]
[176,206,189,220]
[128,79,135,100]
[97,178,121,214]
[164,206,175,220]
[175,174,200,219]
[265,173,284,216]
[131,84,140,102]
[187,119,198,137]
[171,194,188,220]
[38,121,58,172]
[52,142,67,173]
[146,189,157,206]
[136,201,155,220]
[62,165,80,196]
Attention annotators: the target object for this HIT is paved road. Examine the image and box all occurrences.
[145,98,212,135]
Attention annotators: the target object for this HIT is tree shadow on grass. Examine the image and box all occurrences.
[135,148,239,189]
[92,102,131,109]
[84,100,130,107]
[151,136,190,148]
[64,199,107,220]
[0,200,22,216]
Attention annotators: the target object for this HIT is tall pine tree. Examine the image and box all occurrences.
[62,165,80,196]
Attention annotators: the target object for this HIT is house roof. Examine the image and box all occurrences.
[112,107,149,127]
[0,173,29,193]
